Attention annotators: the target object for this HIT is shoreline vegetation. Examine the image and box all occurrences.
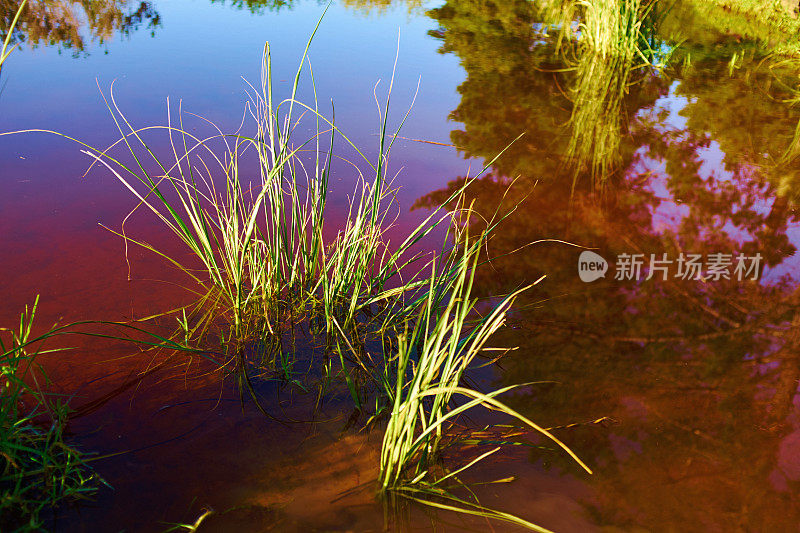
[1,4,101,530]
[2,0,800,57]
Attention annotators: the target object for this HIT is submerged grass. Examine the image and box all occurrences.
[0,297,214,530]
[73,16,481,355]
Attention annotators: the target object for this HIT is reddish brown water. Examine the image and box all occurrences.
[4,0,800,531]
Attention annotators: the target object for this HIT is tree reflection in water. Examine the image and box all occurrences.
[0,0,160,54]
[417,0,800,529]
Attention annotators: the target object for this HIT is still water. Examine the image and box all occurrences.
[3,0,800,530]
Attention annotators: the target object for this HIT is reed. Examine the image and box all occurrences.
[540,0,663,189]
[566,46,632,188]
[54,9,509,375]
[371,219,591,530]
[577,0,643,57]
[378,221,591,489]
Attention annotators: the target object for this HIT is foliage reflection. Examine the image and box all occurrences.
[417,0,800,529]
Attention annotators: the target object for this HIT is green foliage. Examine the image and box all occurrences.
[378,223,591,493]
[661,0,800,56]
[0,298,101,531]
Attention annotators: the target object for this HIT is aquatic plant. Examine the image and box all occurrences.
[60,13,502,379]
[3,12,593,527]
[565,44,633,189]
[161,508,215,532]
[0,292,226,529]
[95,14,589,496]
[0,297,100,531]
[376,221,591,528]
[531,0,669,190]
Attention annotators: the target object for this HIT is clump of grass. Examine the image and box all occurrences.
[60,10,500,377]
[81,28,327,346]
[0,297,100,531]
[0,297,209,530]
[376,221,591,529]
[2,9,502,399]
[565,45,633,189]
[575,0,643,57]
[85,13,589,492]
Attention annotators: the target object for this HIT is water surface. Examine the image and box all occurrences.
[3,0,800,530]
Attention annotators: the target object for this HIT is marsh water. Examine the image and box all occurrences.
[4,0,800,530]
